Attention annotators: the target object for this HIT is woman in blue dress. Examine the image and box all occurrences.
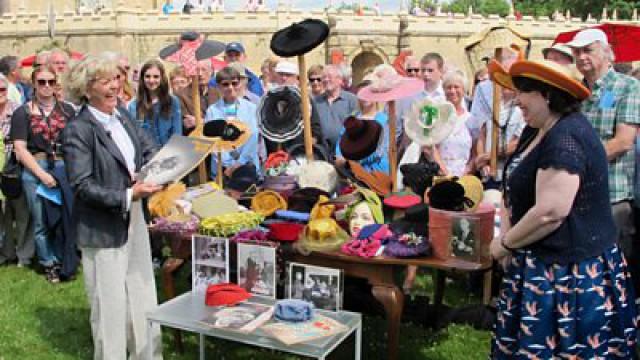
[128,59,182,146]
[489,59,637,358]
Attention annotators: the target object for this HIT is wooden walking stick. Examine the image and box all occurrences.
[297,54,313,161]
[490,48,502,178]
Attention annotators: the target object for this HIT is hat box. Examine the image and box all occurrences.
[428,203,495,264]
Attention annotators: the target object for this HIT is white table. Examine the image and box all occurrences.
[147,292,362,359]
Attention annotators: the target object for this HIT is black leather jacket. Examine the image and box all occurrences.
[63,105,157,248]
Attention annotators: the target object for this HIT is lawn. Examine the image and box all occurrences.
[0,265,491,359]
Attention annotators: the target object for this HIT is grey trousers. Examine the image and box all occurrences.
[0,194,33,264]
[81,201,163,360]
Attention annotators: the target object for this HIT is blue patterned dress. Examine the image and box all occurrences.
[492,142,638,359]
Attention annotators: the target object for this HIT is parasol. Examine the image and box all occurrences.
[554,23,640,63]
[20,51,84,68]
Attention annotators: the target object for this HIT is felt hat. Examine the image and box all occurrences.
[488,59,590,100]
[251,190,287,217]
[226,164,258,193]
[199,211,264,237]
[268,222,305,242]
[287,187,330,213]
[191,191,239,219]
[258,86,304,143]
[270,19,330,57]
[349,161,392,197]
[383,193,422,210]
[386,204,431,258]
[357,64,423,103]
[542,43,574,62]
[404,98,457,146]
[205,283,251,307]
[426,179,471,212]
[399,161,440,197]
[296,218,350,253]
[296,161,338,194]
[339,116,382,161]
[203,119,252,152]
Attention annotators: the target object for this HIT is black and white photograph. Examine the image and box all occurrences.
[137,135,216,185]
[237,243,277,298]
[450,218,476,260]
[288,262,342,311]
[192,235,229,293]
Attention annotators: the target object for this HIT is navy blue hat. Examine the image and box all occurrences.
[225,42,245,54]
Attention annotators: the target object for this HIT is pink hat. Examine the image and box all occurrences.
[357,64,423,102]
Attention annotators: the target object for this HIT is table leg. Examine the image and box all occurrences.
[162,258,185,353]
[147,319,153,360]
[483,269,493,305]
[371,285,404,360]
[355,319,362,360]
[199,333,205,360]
[433,269,446,307]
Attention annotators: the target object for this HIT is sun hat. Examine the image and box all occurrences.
[268,222,305,241]
[564,28,609,48]
[339,116,382,161]
[296,161,338,193]
[296,218,350,254]
[203,119,252,152]
[205,283,251,307]
[251,190,287,217]
[270,19,330,57]
[542,43,574,62]
[404,98,457,146]
[357,64,423,103]
[274,61,299,75]
[191,190,239,219]
[258,86,304,143]
[488,59,590,100]
[348,161,392,197]
[274,299,314,322]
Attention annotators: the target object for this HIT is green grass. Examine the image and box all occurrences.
[0,265,491,359]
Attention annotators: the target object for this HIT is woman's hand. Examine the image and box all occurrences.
[132,181,163,201]
[475,152,490,170]
[39,172,57,188]
[490,236,510,261]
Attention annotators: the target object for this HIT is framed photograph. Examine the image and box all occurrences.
[236,243,277,298]
[192,235,229,293]
[288,262,343,311]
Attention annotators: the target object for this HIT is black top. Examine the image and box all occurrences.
[504,112,616,264]
[9,102,74,155]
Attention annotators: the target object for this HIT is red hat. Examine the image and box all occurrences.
[384,194,422,210]
[268,222,305,242]
[205,283,251,307]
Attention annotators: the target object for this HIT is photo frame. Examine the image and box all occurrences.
[236,243,277,298]
[287,262,343,312]
[192,235,229,293]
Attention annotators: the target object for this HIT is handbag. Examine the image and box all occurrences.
[0,151,22,199]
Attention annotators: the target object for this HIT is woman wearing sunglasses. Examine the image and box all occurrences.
[10,65,75,282]
[128,59,182,146]
[307,64,325,97]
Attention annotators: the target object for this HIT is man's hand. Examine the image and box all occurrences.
[132,181,163,201]
[39,172,57,188]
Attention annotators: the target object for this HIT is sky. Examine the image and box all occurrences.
[177,0,406,12]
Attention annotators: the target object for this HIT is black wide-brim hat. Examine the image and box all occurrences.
[270,19,330,57]
[286,142,330,162]
[159,31,226,61]
[258,86,303,143]
[339,116,382,161]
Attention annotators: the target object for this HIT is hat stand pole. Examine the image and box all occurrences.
[490,48,502,178]
[388,100,398,192]
[191,75,209,184]
[216,153,223,187]
[297,54,314,162]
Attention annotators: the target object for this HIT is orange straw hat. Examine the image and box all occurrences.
[489,59,590,100]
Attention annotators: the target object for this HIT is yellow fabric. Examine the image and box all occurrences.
[310,195,335,220]
[148,183,186,218]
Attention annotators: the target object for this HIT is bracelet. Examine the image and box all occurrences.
[500,234,516,252]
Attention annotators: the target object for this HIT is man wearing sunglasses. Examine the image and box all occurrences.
[404,56,421,78]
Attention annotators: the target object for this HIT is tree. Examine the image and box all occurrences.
[447,0,510,16]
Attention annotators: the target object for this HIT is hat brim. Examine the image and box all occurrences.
[159,40,225,61]
[270,19,330,57]
[404,99,457,146]
[357,77,423,103]
[509,60,590,100]
[206,120,252,152]
[258,86,304,143]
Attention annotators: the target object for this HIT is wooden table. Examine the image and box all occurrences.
[289,251,492,360]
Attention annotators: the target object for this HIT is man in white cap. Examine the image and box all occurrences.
[542,43,574,66]
[567,28,640,293]
[274,60,300,86]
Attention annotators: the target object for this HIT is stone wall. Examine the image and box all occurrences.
[0,4,635,80]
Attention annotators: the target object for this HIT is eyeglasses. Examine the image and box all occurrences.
[37,79,57,87]
[406,68,420,74]
[220,81,240,88]
[308,77,322,83]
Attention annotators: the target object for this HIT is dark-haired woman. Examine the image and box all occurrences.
[128,59,182,146]
[489,60,637,358]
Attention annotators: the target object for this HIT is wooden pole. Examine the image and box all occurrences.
[216,152,223,188]
[297,54,313,161]
[490,48,502,178]
[191,75,209,184]
[388,100,398,192]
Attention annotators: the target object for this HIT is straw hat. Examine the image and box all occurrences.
[457,175,484,212]
[357,64,423,102]
[488,59,590,100]
[404,98,457,146]
[203,119,252,152]
[251,190,287,217]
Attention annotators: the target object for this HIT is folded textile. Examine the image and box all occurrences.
[274,299,314,322]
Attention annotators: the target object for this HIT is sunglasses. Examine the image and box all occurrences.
[406,68,420,74]
[220,81,240,88]
[0,87,7,92]
[308,77,322,83]
[37,79,57,87]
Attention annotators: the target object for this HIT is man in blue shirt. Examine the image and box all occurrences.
[209,42,264,97]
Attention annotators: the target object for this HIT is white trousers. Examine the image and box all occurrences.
[82,201,163,360]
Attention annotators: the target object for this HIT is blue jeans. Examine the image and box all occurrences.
[22,159,62,267]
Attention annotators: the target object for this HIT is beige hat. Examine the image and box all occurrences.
[296,161,338,193]
[565,28,609,48]
[542,43,574,62]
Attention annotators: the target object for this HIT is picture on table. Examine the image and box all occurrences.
[237,243,277,298]
[288,262,342,311]
[198,302,274,334]
[192,235,229,293]
[450,218,477,260]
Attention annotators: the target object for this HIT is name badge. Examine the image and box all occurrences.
[599,90,616,109]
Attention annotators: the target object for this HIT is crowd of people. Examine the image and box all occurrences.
[0,26,640,358]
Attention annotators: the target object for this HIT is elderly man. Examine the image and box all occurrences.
[207,42,263,97]
[542,43,574,66]
[47,48,70,74]
[404,55,421,78]
[229,62,260,105]
[567,28,640,292]
[274,60,299,86]
[314,64,358,153]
